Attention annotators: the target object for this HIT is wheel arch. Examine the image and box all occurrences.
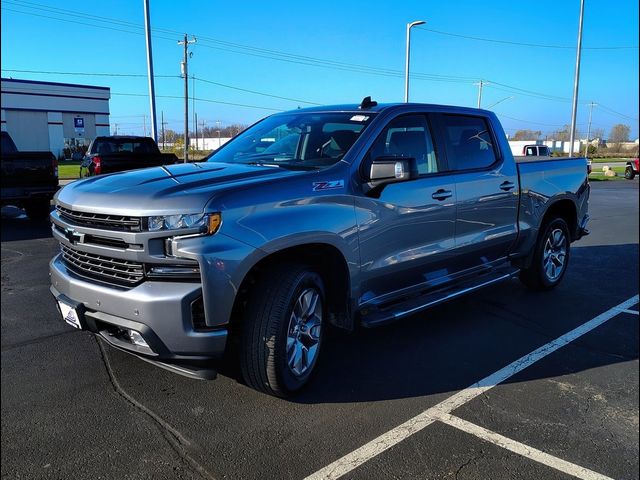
[230,242,354,333]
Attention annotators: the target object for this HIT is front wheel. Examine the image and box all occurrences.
[519,217,571,291]
[240,264,325,397]
[625,166,635,180]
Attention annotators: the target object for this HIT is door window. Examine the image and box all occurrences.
[368,115,438,175]
[440,115,497,170]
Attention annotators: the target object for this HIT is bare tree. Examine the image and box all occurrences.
[608,124,630,143]
[591,128,605,141]
[512,129,542,141]
[550,124,580,142]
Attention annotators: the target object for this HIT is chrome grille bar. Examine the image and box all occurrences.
[56,206,142,231]
[61,244,144,286]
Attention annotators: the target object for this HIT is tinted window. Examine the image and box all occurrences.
[440,115,497,170]
[525,146,536,156]
[369,115,438,175]
[91,138,158,155]
[209,112,375,169]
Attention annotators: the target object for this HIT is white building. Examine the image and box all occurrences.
[1,78,111,159]
[508,139,584,156]
[190,137,232,150]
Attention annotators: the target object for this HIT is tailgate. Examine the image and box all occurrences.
[99,153,170,174]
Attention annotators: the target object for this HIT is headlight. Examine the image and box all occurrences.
[148,212,221,234]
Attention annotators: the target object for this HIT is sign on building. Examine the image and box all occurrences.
[74,117,85,136]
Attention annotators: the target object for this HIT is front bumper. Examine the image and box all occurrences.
[50,254,228,377]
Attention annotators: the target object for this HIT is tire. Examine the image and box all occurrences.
[24,200,51,221]
[625,166,635,180]
[240,264,325,397]
[519,217,571,291]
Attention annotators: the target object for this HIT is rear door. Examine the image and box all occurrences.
[355,113,458,304]
[432,113,518,272]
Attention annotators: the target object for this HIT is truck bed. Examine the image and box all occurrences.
[513,155,590,258]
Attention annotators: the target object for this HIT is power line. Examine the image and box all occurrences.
[192,76,321,105]
[416,26,639,50]
[0,2,476,83]
[111,92,282,111]
[597,103,639,122]
[1,68,320,105]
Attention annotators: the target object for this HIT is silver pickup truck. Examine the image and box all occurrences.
[49,98,590,397]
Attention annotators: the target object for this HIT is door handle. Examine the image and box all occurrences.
[432,189,453,201]
[500,181,515,191]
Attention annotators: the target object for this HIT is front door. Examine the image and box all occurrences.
[354,114,457,307]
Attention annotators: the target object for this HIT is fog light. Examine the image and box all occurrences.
[127,329,149,348]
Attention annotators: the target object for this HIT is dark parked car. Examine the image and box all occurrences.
[80,136,178,177]
[1,131,58,220]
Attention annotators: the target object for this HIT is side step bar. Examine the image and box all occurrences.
[360,269,519,328]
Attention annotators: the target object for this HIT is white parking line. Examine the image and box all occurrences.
[615,308,639,315]
[305,294,639,480]
[438,413,613,480]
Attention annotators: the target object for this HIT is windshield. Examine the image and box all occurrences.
[206,112,376,169]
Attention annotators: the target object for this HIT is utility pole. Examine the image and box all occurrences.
[192,75,196,150]
[114,123,118,135]
[475,80,488,109]
[142,115,147,137]
[161,110,166,150]
[200,119,206,150]
[569,0,585,157]
[586,101,597,143]
[143,0,157,140]
[216,120,221,148]
[178,34,196,162]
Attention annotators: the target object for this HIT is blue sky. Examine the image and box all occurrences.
[2,0,639,139]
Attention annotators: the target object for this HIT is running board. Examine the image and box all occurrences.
[360,269,519,328]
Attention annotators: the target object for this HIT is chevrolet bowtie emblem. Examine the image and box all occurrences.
[64,228,84,245]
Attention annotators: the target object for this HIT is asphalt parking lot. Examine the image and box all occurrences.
[1,180,638,480]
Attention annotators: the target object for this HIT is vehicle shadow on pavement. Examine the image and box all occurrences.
[289,243,639,404]
[1,207,53,242]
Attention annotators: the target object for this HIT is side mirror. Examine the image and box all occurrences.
[367,156,419,187]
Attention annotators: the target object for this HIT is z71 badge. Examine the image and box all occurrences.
[312,180,344,191]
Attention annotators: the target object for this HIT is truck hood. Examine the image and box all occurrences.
[56,162,303,215]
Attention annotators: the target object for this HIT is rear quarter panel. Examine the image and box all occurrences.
[513,157,589,257]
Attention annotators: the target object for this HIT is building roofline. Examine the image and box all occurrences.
[1,77,110,91]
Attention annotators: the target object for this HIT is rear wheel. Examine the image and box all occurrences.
[625,166,635,180]
[24,200,51,221]
[240,264,325,397]
[519,217,571,291]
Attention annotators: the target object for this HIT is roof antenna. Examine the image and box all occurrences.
[359,96,377,109]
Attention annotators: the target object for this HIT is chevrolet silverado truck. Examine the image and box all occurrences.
[49,99,590,397]
[1,131,58,220]
[79,136,178,177]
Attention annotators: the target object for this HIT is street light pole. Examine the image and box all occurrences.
[569,0,585,157]
[404,20,425,103]
[143,0,157,141]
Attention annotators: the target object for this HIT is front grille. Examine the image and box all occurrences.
[56,205,142,232]
[61,244,145,286]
